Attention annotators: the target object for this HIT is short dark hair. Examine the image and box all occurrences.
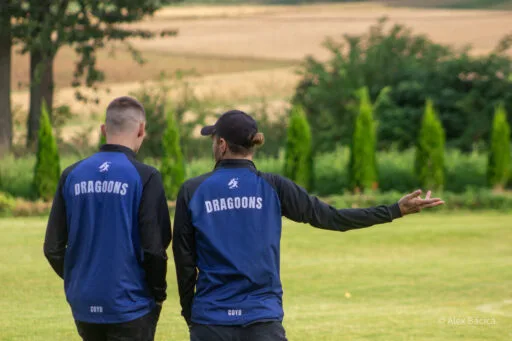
[105,96,146,134]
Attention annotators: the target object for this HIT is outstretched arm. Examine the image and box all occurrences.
[272,175,443,231]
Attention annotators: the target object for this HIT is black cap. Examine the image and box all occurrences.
[201,110,258,147]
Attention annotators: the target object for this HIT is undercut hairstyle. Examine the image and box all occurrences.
[105,96,146,134]
[223,132,265,156]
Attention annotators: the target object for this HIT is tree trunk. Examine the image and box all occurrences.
[27,50,54,148]
[0,4,12,157]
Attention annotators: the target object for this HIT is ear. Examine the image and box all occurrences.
[101,124,107,138]
[138,122,146,139]
[219,137,227,152]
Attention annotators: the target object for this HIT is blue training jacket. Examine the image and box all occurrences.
[44,144,171,324]
[172,159,402,326]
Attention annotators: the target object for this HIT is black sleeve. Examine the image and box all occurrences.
[138,171,172,303]
[44,175,68,279]
[172,185,197,325]
[272,175,402,231]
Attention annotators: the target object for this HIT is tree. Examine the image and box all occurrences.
[349,87,377,192]
[0,0,13,156]
[160,108,185,200]
[8,0,180,147]
[487,103,511,190]
[294,18,512,153]
[33,100,61,201]
[284,105,314,191]
[415,99,445,191]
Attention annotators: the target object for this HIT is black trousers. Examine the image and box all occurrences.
[190,321,288,341]
[75,306,161,341]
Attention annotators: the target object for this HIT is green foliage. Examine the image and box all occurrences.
[415,100,445,191]
[349,87,377,192]
[33,101,61,201]
[98,129,107,149]
[161,109,186,200]
[487,104,511,189]
[0,192,16,217]
[295,18,512,152]
[0,155,95,199]
[131,75,212,161]
[1,148,494,199]
[283,105,314,190]
[132,85,168,160]
[326,189,512,212]
[10,0,181,99]
[436,0,512,9]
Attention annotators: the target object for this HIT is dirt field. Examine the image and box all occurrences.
[11,2,512,117]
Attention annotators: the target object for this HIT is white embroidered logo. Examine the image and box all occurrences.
[228,178,239,189]
[99,162,111,173]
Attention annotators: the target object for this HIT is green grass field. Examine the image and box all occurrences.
[0,213,511,340]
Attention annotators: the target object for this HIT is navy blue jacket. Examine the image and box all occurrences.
[172,159,402,326]
[44,144,171,324]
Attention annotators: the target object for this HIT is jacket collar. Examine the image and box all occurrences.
[215,159,256,170]
[100,144,137,159]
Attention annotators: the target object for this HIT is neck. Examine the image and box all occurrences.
[106,136,136,152]
[222,153,253,161]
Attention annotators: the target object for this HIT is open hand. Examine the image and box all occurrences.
[398,189,445,216]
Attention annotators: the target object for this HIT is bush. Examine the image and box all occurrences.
[0,149,492,199]
[131,84,168,160]
[283,105,314,190]
[132,75,212,161]
[487,103,511,189]
[0,155,77,199]
[349,87,378,192]
[33,101,61,201]
[324,189,512,212]
[294,18,512,152]
[98,126,107,148]
[0,192,16,217]
[249,101,289,158]
[161,109,186,200]
[415,99,445,191]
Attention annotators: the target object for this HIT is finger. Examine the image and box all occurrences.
[425,190,431,200]
[421,201,445,209]
[405,189,422,200]
[417,198,443,205]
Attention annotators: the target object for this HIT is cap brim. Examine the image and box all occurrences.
[200,125,216,136]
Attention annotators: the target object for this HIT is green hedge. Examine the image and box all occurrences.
[0,155,78,199]
[0,192,16,217]
[0,148,494,198]
[1,189,511,217]
[324,189,512,212]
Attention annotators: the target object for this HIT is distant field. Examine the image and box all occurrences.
[11,2,512,118]
[0,213,511,340]
[11,47,295,91]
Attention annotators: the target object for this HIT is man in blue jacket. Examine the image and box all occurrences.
[44,96,171,341]
[172,110,444,341]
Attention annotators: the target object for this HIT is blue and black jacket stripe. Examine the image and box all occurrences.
[172,159,402,326]
[44,144,171,323]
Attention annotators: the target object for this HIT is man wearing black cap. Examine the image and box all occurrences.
[172,110,444,341]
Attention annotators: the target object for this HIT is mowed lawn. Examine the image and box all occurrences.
[0,213,511,340]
